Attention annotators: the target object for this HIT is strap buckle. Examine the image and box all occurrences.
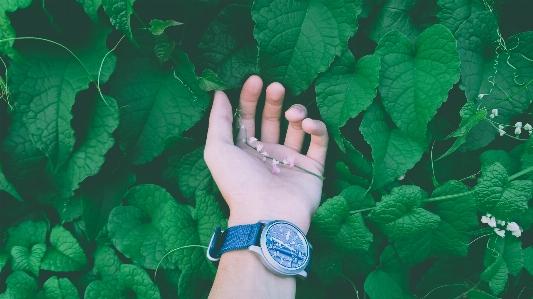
[206,226,226,262]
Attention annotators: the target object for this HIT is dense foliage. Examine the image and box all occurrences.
[1,0,533,298]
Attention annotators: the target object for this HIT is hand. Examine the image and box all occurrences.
[204,75,329,234]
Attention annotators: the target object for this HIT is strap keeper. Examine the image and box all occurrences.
[207,226,226,262]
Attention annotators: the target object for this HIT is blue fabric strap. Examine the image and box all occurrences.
[212,223,263,259]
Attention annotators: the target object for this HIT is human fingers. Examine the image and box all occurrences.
[237,75,263,140]
[260,82,285,143]
[302,118,329,167]
[206,91,234,151]
[283,104,307,152]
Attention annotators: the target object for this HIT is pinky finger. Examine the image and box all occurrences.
[302,118,328,166]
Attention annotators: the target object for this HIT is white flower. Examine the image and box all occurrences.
[516,122,523,128]
[490,113,495,119]
[256,142,263,152]
[515,127,522,135]
[248,137,258,144]
[272,159,279,165]
[498,125,505,136]
[497,220,506,226]
[524,123,532,131]
[398,175,405,180]
[494,228,506,238]
[491,109,498,117]
[506,222,522,237]
[481,214,497,227]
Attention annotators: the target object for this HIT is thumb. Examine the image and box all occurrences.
[206,91,235,148]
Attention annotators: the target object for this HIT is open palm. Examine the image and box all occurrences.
[204,76,329,233]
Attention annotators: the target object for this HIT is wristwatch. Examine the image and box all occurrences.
[207,220,312,279]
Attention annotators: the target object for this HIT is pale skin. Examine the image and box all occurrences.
[204,75,329,299]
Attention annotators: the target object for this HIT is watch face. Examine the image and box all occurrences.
[264,222,308,270]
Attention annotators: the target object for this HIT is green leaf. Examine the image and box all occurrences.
[196,4,258,89]
[119,264,162,299]
[310,248,343,285]
[110,34,208,164]
[379,245,411,294]
[467,290,499,299]
[395,181,478,264]
[312,195,373,253]
[368,185,440,241]
[9,25,117,169]
[154,33,175,64]
[108,185,212,279]
[108,184,179,269]
[42,276,80,299]
[335,162,370,189]
[102,0,137,45]
[11,244,46,276]
[82,166,135,241]
[437,0,485,33]
[416,257,472,299]
[4,220,48,253]
[194,189,227,247]
[53,95,119,197]
[0,0,32,57]
[436,102,487,160]
[41,225,88,271]
[176,146,214,201]
[84,280,125,299]
[252,0,362,95]
[342,139,373,179]
[364,270,407,299]
[507,32,533,85]
[149,19,182,35]
[454,11,498,102]
[91,245,122,281]
[474,162,532,220]
[480,150,520,174]
[1,115,47,184]
[339,185,375,210]
[0,163,22,201]
[524,247,533,276]
[360,102,424,189]
[376,24,460,144]
[76,0,102,23]
[481,236,523,296]
[0,252,9,272]
[315,51,380,150]
[198,69,231,91]
[0,271,40,299]
[368,0,419,43]
[54,197,83,223]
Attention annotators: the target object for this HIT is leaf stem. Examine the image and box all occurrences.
[421,191,474,203]
[350,207,375,214]
[243,141,325,180]
[509,165,533,180]
[154,244,208,280]
[485,77,533,110]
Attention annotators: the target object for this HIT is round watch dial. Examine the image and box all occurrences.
[264,223,308,269]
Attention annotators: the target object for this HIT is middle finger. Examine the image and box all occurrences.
[261,82,285,143]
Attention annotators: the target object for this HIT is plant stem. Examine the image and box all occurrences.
[421,191,475,202]
[243,141,325,180]
[485,77,533,110]
[509,165,533,180]
[350,207,375,214]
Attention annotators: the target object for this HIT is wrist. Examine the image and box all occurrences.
[228,210,311,235]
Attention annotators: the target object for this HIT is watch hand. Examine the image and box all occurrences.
[272,237,295,251]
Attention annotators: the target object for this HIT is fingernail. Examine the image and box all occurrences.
[290,104,302,112]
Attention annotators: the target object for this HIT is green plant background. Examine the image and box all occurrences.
[0,0,533,298]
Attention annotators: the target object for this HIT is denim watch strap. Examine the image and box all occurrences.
[209,222,263,259]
